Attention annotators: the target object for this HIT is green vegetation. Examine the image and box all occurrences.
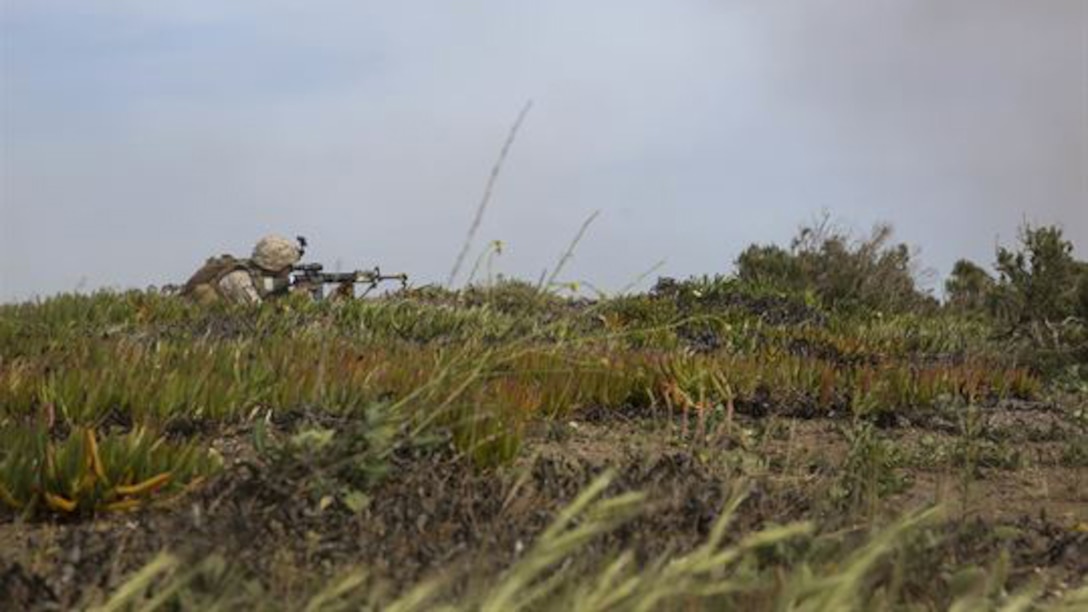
[1,221,1085,610]
[734,217,933,314]
[58,479,1088,611]
[0,426,218,515]
[948,224,1088,371]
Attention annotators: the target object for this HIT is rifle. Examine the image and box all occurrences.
[290,262,408,300]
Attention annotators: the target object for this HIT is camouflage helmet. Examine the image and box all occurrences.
[251,235,302,272]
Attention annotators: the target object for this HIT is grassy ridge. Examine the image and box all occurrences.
[1,283,1084,610]
[2,289,1038,460]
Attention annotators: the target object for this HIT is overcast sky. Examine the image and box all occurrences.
[2,1,1086,301]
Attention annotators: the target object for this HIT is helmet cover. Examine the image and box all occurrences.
[251,235,302,272]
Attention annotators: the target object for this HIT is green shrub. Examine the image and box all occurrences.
[992,224,1082,323]
[0,426,219,516]
[945,259,995,312]
[734,218,932,314]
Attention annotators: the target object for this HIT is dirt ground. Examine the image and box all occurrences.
[1,403,1086,610]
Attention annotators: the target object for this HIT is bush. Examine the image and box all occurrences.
[1076,263,1088,320]
[992,224,1082,324]
[735,217,932,314]
[944,259,995,312]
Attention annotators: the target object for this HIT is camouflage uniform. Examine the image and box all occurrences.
[181,235,302,305]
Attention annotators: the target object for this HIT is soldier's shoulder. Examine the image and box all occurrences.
[218,268,256,285]
[217,269,261,304]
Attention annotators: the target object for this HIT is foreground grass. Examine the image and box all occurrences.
[90,475,1087,611]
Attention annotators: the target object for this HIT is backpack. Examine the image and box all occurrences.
[180,254,251,299]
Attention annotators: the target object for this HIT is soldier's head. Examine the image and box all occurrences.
[252,235,302,273]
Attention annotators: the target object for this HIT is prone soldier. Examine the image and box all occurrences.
[181,235,406,305]
[180,235,303,305]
